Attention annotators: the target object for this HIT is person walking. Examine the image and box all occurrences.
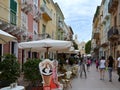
[106,56,114,82]
[95,59,99,71]
[86,58,91,72]
[99,56,106,80]
[117,56,120,82]
[79,57,87,78]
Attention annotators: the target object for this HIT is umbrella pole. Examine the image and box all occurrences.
[45,47,50,59]
[56,51,58,60]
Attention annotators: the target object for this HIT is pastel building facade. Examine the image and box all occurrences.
[0,0,74,65]
[92,0,120,60]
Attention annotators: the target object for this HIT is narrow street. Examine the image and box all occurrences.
[68,64,120,90]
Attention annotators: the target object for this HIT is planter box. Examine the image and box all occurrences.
[26,86,43,90]
[32,86,43,90]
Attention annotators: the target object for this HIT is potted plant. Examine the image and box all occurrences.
[0,54,20,88]
[23,58,43,90]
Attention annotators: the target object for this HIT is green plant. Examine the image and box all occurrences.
[23,58,42,87]
[0,54,20,87]
[85,40,91,54]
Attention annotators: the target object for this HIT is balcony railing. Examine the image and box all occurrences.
[93,43,100,51]
[108,0,118,13]
[33,33,51,40]
[108,26,119,41]
[58,21,64,31]
[21,0,33,13]
[33,9,41,22]
[93,30,100,39]
[40,4,52,21]
[101,38,109,47]
[0,20,26,37]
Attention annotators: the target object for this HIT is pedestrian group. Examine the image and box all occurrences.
[78,55,120,83]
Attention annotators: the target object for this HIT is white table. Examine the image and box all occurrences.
[58,74,64,77]
[0,86,25,90]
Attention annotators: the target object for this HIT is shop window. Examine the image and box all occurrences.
[32,52,37,58]
[11,42,15,55]
[28,51,31,58]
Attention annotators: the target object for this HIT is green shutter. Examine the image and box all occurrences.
[10,0,17,13]
[10,0,17,25]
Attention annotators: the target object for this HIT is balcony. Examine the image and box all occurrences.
[102,19,106,25]
[108,26,119,41]
[40,5,52,21]
[21,0,32,13]
[58,21,64,31]
[93,43,100,51]
[101,41,109,47]
[93,30,100,39]
[108,0,118,13]
[101,35,109,47]
[104,13,110,20]
[33,9,41,22]
[0,20,26,36]
[33,33,51,40]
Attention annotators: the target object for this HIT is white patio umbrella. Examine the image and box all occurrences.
[0,29,16,44]
[86,54,91,57]
[18,38,72,58]
[57,47,78,53]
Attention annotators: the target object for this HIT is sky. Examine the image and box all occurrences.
[53,0,101,43]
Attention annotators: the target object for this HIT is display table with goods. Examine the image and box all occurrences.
[0,83,24,90]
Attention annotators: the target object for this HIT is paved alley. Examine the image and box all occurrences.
[68,64,120,90]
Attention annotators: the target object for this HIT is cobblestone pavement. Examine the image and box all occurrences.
[68,64,120,90]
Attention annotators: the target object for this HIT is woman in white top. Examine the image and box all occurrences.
[99,56,106,80]
[117,57,120,82]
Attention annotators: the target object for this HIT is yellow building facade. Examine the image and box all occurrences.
[0,0,9,23]
[39,0,57,39]
[92,6,101,59]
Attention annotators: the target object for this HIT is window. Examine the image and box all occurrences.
[43,0,46,4]
[32,52,37,58]
[42,24,46,39]
[11,42,15,55]
[10,11,16,25]
[28,51,31,58]
[52,31,54,39]
[57,30,60,40]
[33,0,38,7]
[10,0,17,25]
[21,12,27,24]
[42,24,46,34]
[33,21,38,34]
[21,12,27,31]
